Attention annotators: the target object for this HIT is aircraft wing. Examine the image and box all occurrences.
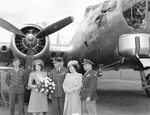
[0,66,13,70]
[101,58,142,71]
[0,42,14,63]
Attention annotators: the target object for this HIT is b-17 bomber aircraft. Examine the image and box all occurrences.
[0,0,150,100]
[64,0,150,97]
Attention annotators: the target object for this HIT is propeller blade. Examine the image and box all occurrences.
[24,44,34,103]
[25,44,34,73]
[0,17,25,36]
[36,16,74,38]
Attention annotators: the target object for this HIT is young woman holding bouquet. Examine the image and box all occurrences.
[27,59,48,115]
[63,60,82,115]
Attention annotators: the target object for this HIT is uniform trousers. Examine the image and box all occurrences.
[10,93,25,115]
[52,97,64,115]
[81,101,97,115]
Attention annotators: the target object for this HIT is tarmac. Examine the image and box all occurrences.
[0,79,150,115]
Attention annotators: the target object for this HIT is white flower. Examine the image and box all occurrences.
[49,87,52,89]
[49,82,52,85]
[45,78,49,84]
[49,79,52,82]
[46,77,51,81]
[52,82,55,86]
[41,79,44,82]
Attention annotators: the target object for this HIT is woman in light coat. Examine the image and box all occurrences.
[63,60,82,115]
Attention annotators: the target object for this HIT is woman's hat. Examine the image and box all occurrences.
[32,59,44,67]
[67,60,79,67]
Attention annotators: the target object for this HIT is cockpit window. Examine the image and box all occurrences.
[102,0,109,11]
[123,0,146,29]
[84,0,117,17]
[84,4,101,17]
[84,6,93,17]
[107,0,117,11]
[101,0,117,13]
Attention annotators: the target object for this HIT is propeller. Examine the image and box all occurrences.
[0,16,74,103]
[0,17,25,36]
[25,44,34,73]
[24,43,34,102]
[0,16,74,69]
[36,16,74,38]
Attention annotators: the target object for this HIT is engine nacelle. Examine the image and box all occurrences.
[11,24,50,60]
[118,33,150,58]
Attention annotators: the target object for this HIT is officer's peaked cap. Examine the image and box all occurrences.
[82,59,94,65]
[52,57,63,63]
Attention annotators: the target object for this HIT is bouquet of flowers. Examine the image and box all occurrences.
[35,77,55,95]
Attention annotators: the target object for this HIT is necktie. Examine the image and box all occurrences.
[15,68,18,72]
[57,69,60,73]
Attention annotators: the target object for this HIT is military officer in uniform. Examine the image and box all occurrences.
[81,59,98,115]
[48,57,68,115]
[5,58,26,115]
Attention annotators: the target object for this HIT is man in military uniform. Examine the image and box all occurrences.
[5,58,26,115]
[49,57,68,115]
[81,59,98,115]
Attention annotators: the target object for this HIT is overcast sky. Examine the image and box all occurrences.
[0,0,105,44]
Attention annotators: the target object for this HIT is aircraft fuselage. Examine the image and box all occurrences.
[65,0,150,67]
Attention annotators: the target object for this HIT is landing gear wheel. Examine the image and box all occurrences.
[145,89,150,97]
[145,74,150,97]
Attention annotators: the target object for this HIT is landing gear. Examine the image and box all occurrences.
[97,64,103,77]
[140,70,150,97]
[145,74,150,97]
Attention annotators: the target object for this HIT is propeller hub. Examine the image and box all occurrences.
[26,33,35,41]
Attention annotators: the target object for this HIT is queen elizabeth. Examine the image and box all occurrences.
[63,60,82,115]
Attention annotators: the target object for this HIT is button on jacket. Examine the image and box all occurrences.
[5,68,26,94]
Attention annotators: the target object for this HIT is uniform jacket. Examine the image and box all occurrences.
[5,68,26,94]
[80,69,98,101]
[49,67,68,97]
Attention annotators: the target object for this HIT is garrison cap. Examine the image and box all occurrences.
[82,59,94,65]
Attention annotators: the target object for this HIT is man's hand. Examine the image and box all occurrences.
[26,86,31,90]
[86,96,91,102]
